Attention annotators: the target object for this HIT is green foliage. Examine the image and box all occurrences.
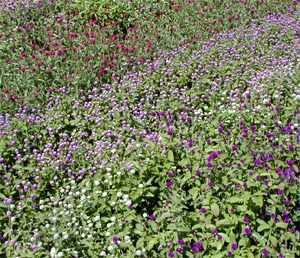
[0,0,300,257]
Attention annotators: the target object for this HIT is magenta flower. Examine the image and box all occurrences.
[231,145,238,151]
[231,243,238,250]
[149,214,156,220]
[243,216,250,223]
[199,208,207,213]
[243,227,251,236]
[167,172,174,178]
[262,249,270,256]
[166,181,174,187]
[178,239,185,245]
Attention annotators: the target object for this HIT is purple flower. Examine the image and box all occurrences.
[168,251,175,257]
[262,249,270,256]
[263,179,269,185]
[208,181,214,188]
[226,130,231,136]
[288,144,294,151]
[231,243,238,250]
[243,227,251,236]
[266,132,275,138]
[243,216,250,223]
[176,247,183,252]
[199,208,207,213]
[277,189,284,195]
[211,229,218,235]
[192,241,204,252]
[227,251,233,257]
[113,236,119,243]
[167,172,174,178]
[231,145,238,151]
[195,170,201,176]
[287,160,294,166]
[166,181,174,187]
[191,246,198,252]
[178,239,185,245]
[205,162,213,168]
[149,214,156,220]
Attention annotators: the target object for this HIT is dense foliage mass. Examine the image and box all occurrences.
[0,0,299,257]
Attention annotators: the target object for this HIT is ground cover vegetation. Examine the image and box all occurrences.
[0,0,299,257]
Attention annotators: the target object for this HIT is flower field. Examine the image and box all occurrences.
[0,0,299,257]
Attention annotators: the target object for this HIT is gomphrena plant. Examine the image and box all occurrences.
[0,0,299,257]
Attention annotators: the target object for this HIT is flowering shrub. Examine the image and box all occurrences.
[0,0,300,257]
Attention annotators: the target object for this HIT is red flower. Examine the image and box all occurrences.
[2,89,9,94]
[228,16,234,22]
[8,95,17,101]
[146,41,152,48]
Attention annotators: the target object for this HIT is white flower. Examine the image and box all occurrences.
[116,192,122,197]
[107,245,114,252]
[102,192,108,197]
[94,181,100,186]
[50,247,56,257]
[100,251,106,256]
[124,235,131,243]
[111,216,116,222]
[105,232,111,237]
[135,250,142,256]
[94,215,100,222]
[125,200,132,206]
[57,252,63,257]
[138,184,143,188]
[53,233,59,240]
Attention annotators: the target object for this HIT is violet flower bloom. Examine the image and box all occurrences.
[262,249,270,256]
[231,243,238,250]
[178,239,185,245]
[192,241,204,252]
[243,227,251,236]
[243,216,250,223]
[231,145,238,151]
[166,181,174,187]
[167,172,174,178]
[149,214,156,220]
[199,208,207,213]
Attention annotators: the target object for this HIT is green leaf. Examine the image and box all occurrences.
[211,203,220,217]
[226,196,244,203]
[177,226,190,232]
[178,158,189,167]
[136,237,145,249]
[252,196,264,207]
[189,188,199,201]
[275,222,287,229]
[269,236,278,247]
[147,237,158,250]
[212,253,225,258]
[216,219,231,227]
[192,223,204,230]
[257,221,271,232]
[147,220,158,232]
[168,150,174,162]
